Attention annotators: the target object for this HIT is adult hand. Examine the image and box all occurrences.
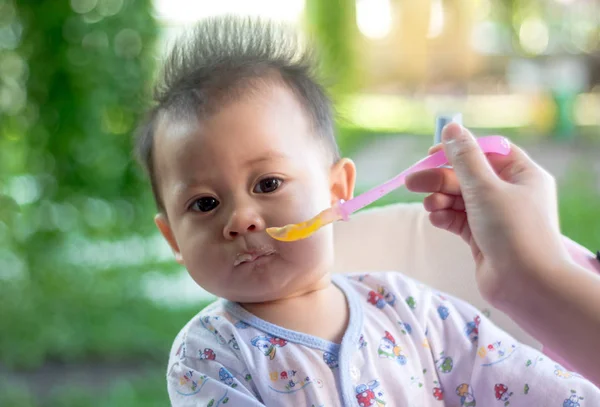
[405,122,571,307]
[406,123,600,383]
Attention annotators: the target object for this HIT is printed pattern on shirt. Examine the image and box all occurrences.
[166,271,600,407]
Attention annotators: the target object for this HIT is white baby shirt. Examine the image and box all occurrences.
[167,271,600,406]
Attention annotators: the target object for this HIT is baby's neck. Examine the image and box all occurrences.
[240,277,349,344]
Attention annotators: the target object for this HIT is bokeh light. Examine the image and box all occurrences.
[356,0,392,39]
[519,16,549,55]
[427,0,444,38]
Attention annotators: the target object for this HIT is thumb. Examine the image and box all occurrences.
[442,123,499,191]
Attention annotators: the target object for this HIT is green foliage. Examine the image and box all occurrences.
[0,269,206,368]
[558,167,600,251]
[0,367,169,407]
[0,0,167,369]
[0,382,37,407]
[303,0,359,99]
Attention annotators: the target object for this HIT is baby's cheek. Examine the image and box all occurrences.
[181,235,220,274]
[276,223,334,265]
[280,186,331,224]
[184,249,231,295]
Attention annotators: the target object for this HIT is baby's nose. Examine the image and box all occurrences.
[223,209,265,239]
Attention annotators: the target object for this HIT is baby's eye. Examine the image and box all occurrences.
[253,177,282,194]
[190,197,219,212]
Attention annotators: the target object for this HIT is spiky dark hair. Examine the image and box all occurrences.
[134,15,340,212]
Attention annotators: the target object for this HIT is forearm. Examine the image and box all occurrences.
[562,235,600,275]
[498,254,600,386]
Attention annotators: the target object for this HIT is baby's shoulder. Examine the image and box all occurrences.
[340,270,449,326]
[167,300,243,365]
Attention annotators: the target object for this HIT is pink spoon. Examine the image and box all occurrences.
[266,135,511,242]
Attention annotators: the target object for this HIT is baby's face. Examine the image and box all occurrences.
[153,84,355,303]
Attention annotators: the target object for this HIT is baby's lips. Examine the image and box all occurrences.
[233,246,276,266]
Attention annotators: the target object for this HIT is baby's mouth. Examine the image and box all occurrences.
[233,248,276,267]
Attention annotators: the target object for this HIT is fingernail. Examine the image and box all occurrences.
[442,124,462,144]
[443,137,457,145]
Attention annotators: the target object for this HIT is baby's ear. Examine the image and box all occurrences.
[155,213,184,265]
[329,157,356,205]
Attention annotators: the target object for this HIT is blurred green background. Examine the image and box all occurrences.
[0,0,598,405]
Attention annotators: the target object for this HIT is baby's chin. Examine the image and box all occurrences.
[195,262,333,304]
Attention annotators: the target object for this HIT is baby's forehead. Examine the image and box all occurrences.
[152,83,336,186]
[156,81,299,131]
[151,112,202,182]
[156,110,199,139]
[153,111,319,172]
[155,85,316,150]
[153,112,200,159]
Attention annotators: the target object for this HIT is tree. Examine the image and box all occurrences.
[0,0,166,369]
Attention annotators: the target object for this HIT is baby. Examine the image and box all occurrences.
[134,15,600,406]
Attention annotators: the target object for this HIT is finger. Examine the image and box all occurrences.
[492,142,544,184]
[406,168,461,195]
[431,142,515,171]
[428,143,444,155]
[429,209,472,245]
[409,138,540,194]
[406,150,525,195]
[441,123,499,190]
[423,193,465,212]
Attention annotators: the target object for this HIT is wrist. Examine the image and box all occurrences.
[490,256,572,316]
[492,232,577,308]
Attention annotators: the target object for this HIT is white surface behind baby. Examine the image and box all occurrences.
[331,201,541,351]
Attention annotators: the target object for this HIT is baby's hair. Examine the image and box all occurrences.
[134,15,340,212]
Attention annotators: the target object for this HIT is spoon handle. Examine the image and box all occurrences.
[337,135,511,219]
